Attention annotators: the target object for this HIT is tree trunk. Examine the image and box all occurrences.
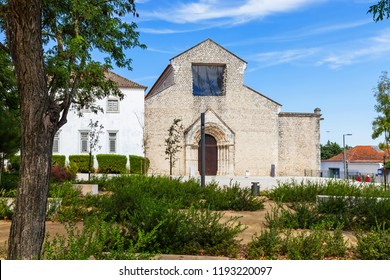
[6,0,57,259]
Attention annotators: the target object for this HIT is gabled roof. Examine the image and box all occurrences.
[170,38,247,64]
[104,71,147,89]
[244,85,282,107]
[323,145,386,163]
[145,65,173,99]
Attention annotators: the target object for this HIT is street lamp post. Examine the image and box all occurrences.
[343,134,352,179]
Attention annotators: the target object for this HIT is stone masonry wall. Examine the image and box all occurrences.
[278,110,322,176]
[145,39,320,176]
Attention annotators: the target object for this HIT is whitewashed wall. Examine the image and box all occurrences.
[55,87,145,167]
[321,161,382,177]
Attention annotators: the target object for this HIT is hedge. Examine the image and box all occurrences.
[8,155,66,171]
[8,155,20,172]
[129,155,150,175]
[96,154,127,174]
[52,155,66,167]
[69,155,91,173]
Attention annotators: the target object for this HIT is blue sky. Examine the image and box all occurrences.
[113,0,390,147]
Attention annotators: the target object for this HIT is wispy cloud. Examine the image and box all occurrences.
[248,28,390,70]
[226,19,371,47]
[318,29,390,69]
[144,0,322,24]
[145,47,176,54]
[249,48,320,68]
[139,25,219,34]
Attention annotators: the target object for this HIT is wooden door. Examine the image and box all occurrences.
[198,134,218,175]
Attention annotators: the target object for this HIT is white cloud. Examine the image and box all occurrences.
[146,0,322,24]
[318,29,390,69]
[250,48,320,67]
[248,28,390,70]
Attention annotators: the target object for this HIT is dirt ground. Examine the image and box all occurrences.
[0,200,357,259]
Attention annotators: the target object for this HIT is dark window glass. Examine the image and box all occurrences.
[192,65,225,96]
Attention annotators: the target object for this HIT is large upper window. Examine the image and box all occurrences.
[192,65,225,96]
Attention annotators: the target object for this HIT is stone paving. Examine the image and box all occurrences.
[177,175,331,190]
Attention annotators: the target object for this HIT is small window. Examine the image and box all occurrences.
[107,99,119,112]
[109,132,117,153]
[192,65,225,96]
[80,132,89,153]
[53,132,60,153]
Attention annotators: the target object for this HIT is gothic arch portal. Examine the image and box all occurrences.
[184,109,235,176]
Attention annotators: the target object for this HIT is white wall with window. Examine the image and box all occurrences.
[108,131,118,153]
[53,131,60,153]
[57,74,146,168]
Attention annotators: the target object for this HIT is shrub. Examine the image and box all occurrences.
[204,183,264,211]
[246,228,283,259]
[355,225,390,260]
[42,215,155,260]
[7,155,20,172]
[0,173,19,191]
[0,199,13,220]
[69,155,91,173]
[129,155,149,175]
[51,165,76,183]
[96,154,127,174]
[284,228,347,260]
[52,155,66,167]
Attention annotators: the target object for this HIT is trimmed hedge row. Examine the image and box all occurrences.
[52,155,66,167]
[7,154,150,174]
[68,155,91,173]
[97,154,127,174]
[8,155,66,171]
[130,155,150,175]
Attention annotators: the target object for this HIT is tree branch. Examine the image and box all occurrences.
[0,42,9,53]
[0,3,7,18]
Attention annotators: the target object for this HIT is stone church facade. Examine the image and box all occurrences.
[145,39,321,176]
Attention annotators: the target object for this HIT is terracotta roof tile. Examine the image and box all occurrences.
[104,71,147,89]
[324,145,386,162]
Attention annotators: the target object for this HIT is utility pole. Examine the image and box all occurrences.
[343,133,352,179]
[201,113,205,190]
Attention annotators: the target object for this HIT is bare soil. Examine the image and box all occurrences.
[0,199,357,259]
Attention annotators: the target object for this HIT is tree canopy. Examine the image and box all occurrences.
[368,0,390,22]
[372,71,390,145]
[321,141,346,160]
[0,0,145,259]
[0,49,20,158]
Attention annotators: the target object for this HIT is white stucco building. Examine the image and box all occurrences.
[54,71,147,167]
[321,145,384,178]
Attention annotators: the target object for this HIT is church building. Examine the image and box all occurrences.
[145,39,322,176]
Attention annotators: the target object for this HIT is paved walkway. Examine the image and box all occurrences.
[177,176,331,190]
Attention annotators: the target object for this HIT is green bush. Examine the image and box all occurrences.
[42,215,155,260]
[69,155,91,173]
[129,155,149,175]
[268,180,390,203]
[96,154,127,174]
[246,226,347,260]
[355,225,390,260]
[246,228,283,259]
[0,173,19,191]
[7,155,20,172]
[52,155,66,167]
[0,199,13,220]
[96,175,245,257]
[284,228,347,260]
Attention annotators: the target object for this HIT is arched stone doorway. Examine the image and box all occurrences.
[198,134,218,175]
[184,109,235,176]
